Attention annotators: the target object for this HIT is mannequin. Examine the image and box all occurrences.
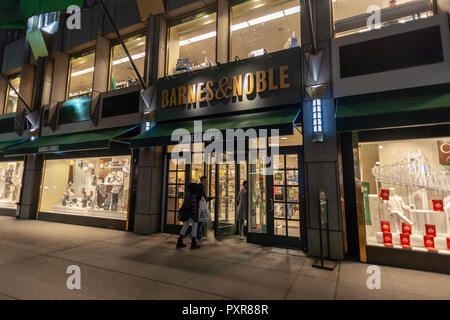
[284,31,299,49]
[381,188,414,233]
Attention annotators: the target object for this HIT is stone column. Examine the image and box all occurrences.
[133,14,166,235]
[301,0,344,260]
[91,34,111,124]
[217,0,230,64]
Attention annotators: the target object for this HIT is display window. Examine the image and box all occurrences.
[0,161,24,209]
[231,0,300,60]
[359,137,450,254]
[39,156,131,220]
[110,33,146,91]
[167,9,217,75]
[4,74,21,114]
[67,50,95,99]
[333,0,434,37]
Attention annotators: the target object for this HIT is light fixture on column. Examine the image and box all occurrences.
[306,84,327,143]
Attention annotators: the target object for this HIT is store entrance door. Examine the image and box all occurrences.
[247,147,305,248]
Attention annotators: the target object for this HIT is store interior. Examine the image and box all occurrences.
[0,161,24,209]
[40,156,131,220]
[359,138,450,254]
[68,51,96,99]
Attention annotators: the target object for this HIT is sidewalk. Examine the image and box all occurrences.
[0,216,448,300]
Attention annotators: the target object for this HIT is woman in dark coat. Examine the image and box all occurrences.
[237,181,248,240]
[176,183,202,249]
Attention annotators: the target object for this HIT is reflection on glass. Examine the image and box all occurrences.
[249,158,267,233]
[68,51,95,99]
[288,220,300,237]
[274,186,285,202]
[274,203,285,218]
[167,11,217,74]
[4,75,21,114]
[333,0,434,37]
[286,154,298,169]
[286,170,298,185]
[40,156,131,220]
[274,170,285,185]
[231,0,301,59]
[218,157,236,225]
[274,219,286,236]
[0,161,24,208]
[110,34,146,90]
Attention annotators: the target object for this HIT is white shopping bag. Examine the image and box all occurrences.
[198,197,211,222]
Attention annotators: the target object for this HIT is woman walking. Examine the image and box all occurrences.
[237,181,248,240]
[176,183,202,249]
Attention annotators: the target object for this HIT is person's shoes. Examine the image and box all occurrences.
[198,237,208,242]
[191,237,201,249]
[240,236,244,240]
[176,236,187,248]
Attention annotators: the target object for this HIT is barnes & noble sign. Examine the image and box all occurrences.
[157,47,302,122]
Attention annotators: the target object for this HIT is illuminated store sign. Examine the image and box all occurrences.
[156,47,302,122]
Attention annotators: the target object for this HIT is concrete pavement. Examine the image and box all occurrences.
[0,216,449,300]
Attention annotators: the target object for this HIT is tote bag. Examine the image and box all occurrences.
[198,197,211,222]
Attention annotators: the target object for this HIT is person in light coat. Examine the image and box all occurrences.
[237,181,248,240]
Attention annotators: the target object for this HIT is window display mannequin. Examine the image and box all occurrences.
[380,187,414,233]
[284,31,299,49]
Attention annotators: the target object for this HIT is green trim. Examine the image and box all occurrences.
[4,126,136,156]
[168,7,218,28]
[0,139,27,152]
[59,96,92,125]
[336,84,450,119]
[131,106,299,148]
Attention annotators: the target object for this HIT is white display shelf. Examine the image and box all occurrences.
[52,205,127,220]
[367,242,450,256]
[374,232,450,251]
[0,200,17,209]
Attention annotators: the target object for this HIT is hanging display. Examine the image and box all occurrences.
[0,161,24,209]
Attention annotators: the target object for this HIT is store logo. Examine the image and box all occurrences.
[38,145,59,153]
[170,121,280,175]
[66,265,81,290]
[366,265,381,290]
[161,66,290,108]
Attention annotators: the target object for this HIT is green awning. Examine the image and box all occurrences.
[131,106,301,148]
[0,0,85,30]
[0,139,27,152]
[4,126,136,156]
[336,84,450,131]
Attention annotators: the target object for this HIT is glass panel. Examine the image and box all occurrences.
[274,186,285,201]
[207,154,216,219]
[287,220,300,238]
[286,170,298,185]
[218,158,236,225]
[191,154,204,183]
[274,202,285,218]
[239,161,247,187]
[177,185,185,198]
[231,0,301,59]
[168,172,177,184]
[0,161,24,209]
[4,75,20,114]
[274,219,286,236]
[287,203,300,220]
[167,197,175,210]
[68,51,95,99]
[178,198,184,211]
[249,159,267,233]
[359,138,450,254]
[178,158,186,171]
[110,34,146,90]
[274,170,285,185]
[167,211,175,225]
[40,156,131,220]
[167,12,217,74]
[333,0,434,37]
[169,159,177,171]
[273,155,285,170]
[287,187,299,202]
[168,186,176,198]
[286,154,298,169]
[177,172,185,184]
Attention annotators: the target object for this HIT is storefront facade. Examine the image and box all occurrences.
[133,46,308,248]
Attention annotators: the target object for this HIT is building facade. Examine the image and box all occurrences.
[0,0,449,273]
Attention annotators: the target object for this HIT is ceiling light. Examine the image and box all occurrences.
[112,52,145,66]
[179,39,191,46]
[188,31,217,43]
[284,6,301,16]
[231,22,249,31]
[71,67,94,77]
[248,11,284,25]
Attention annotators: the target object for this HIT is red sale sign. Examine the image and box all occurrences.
[424,235,437,251]
[447,238,450,250]
[400,234,411,248]
[381,221,391,233]
[402,222,412,235]
[432,200,444,212]
[425,224,436,237]
[379,189,390,201]
[383,232,393,247]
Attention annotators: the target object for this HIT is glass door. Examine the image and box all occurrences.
[215,154,237,236]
